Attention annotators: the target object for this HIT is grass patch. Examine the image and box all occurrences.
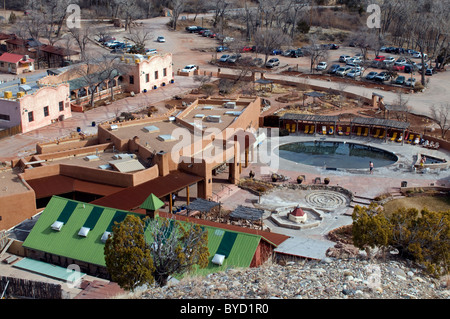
[383,196,450,216]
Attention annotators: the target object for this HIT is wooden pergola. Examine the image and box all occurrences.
[229,205,266,230]
[350,117,410,144]
[279,113,339,135]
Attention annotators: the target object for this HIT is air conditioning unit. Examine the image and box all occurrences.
[101,231,111,243]
[212,254,225,266]
[78,227,90,237]
[51,221,64,231]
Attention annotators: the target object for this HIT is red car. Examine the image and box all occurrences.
[393,63,405,71]
[374,55,386,62]
[241,46,253,52]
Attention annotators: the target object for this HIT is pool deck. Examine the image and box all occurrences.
[218,133,450,260]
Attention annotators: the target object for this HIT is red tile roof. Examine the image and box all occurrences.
[0,52,34,64]
[290,206,305,216]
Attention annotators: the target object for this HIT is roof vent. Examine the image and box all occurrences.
[212,254,225,266]
[101,231,111,243]
[78,227,90,237]
[51,221,64,231]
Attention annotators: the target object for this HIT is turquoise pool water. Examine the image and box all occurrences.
[278,141,398,169]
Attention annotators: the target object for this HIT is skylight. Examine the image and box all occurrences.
[51,221,64,231]
[78,227,90,237]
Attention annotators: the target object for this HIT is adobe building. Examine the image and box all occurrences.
[0,53,35,74]
[0,73,72,134]
[0,95,262,232]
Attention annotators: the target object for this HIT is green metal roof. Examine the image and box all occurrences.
[23,196,262,276]
[23,196,140,267]
[140,193,164,211]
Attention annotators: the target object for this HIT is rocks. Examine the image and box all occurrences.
[139,257,447,300]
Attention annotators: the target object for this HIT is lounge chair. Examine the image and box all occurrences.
[396,134,403,143]
[291,124,296,133]
[428,141,435,148]
[413,136,420,145]
[407,134,414,144]
[338,126,344,135]
[328,126,334,135]
[286,123,291,132]
[379,130,386,139]
[373,129,380,138]
[356,127,362,136]
[433,142,440,149]
[363,127,369,137]
[423,140,429,147]
[345,127,351,136]
[390,132,397,142]
[304,125,309,134]
[309,125,315,134]
[321,126,327,135]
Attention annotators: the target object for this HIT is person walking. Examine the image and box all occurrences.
[369,161,374,174]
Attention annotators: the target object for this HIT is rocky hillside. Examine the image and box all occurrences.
[139,255,449,299]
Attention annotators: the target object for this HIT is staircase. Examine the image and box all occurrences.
[349,195,373,209]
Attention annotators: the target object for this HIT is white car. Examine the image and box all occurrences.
[182,64,197,73]
[339,55,350,63]
[405,78,416,87]
[412,52,427,59]
[157,36,166,43]
[219,54,230,62]
[335,66,352,76]
[265,58,280,68]
[384,56,395,64]
[346,69,361,78]
[316,62,327,70]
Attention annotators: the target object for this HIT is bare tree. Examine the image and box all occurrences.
[170,0,185,30]
[430,103,450,139]
[253,28,292,63]
[124,27,153,54]
[304,35,328,73]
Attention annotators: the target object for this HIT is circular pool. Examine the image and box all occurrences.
[278,141,398,169]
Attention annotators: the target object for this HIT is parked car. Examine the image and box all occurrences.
[416,63,428,70]
[395,75,406,85]
[412,52,427,59]
[330,44,340,50]
[219,54,230,62]
[145,48,158,55]
[335,66,352,76]
[404,64,416,73]
[396,58,408,65]
[425,68,434,76]
[251,58,264,66]
[374,72,390,82]
[393,63,405,72]
[327,64,341,74]
[290,49,303,58]
[374,55,386,62]
[316,62,327,71]
[98,35,116,43]
[186,26,202,33]
[241,46,253,52]
[110,48,125,54]
[365,71,378,80]
[266,58,280,68]
[405,78,416,87]
[270,49,283,55]
[346,69,361,78]
[227,54,241,63]
[216,46,228,52]
[282,49,294,56]
[384,56,395,64]
[339,55,351,63]
[347,57,362,65]
[157,36,165,43]
[182,64,197,73]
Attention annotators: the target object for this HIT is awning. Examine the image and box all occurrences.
[90,171,204,211]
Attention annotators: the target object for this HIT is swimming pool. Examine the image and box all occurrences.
[278,141,398,169]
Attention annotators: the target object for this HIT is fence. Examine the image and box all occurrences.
[0,276,62,299]
[0,125,22,140]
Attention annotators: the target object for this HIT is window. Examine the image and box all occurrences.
[59,101,64,111]
[145,73,149,83]
[154,71,158,80]
[44,106,49,117]
[129,75,134,84]
[28,111,34,122]
[0,114,10,121]
[163,68,167,77]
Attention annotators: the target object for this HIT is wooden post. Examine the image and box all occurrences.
[186,186,190,205]
[169,193,173,213]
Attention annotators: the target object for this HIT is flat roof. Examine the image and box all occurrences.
[351,117,410,130]
[280,113,340,123]
[0,71,49,97]
[13,258,86,283]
